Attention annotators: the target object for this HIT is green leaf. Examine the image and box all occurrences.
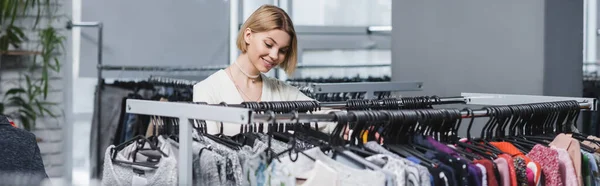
[19,108,37,121]
[0,103,4,114]
[25,75,33,98]
[23,0,31,15]
[19,116,31,130]
[34,99,45,117]
[38,101,57,106]
[42,63,49,99]
[4,88,26,97]
[41,105,57,118]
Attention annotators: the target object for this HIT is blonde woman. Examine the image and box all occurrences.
[193,5,316,135]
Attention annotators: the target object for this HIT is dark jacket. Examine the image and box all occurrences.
[0,115,48,186]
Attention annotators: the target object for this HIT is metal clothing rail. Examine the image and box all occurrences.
[295,63,390,69]
[99,64,228,71]
[124,93,597,186]
[462,92,598,111]
[148,75,199,86]
[307,81,424,99]
[251,102,594,122]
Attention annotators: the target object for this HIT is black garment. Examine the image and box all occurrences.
[0,115,48,186]
[428,166,450,186]
[427,151,469,186]
[112,97,129,145]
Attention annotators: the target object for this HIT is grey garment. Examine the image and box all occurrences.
[365,142,427,186]
[415,165,431,186]
[198,136,244,186]
[167,138,226,186]
[367,154,406,186]
[257,133,290,154]
[101,140,178,186]
[0,115,48,186]
[90,85,133,178]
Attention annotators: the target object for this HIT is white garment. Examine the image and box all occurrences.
[476,163,488,186]
[193,70,334,135]
[297,160,339,186]
[275,147,387,186]
[101,138,178,186]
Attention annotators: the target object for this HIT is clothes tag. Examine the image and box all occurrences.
[132,175,148,186]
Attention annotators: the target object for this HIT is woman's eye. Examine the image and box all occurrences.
[265,43,272,48]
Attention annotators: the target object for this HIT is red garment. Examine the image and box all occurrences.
[491,141,542,185]
[498,154,519,186]
[526,144,563,186]
[474,159,499,186]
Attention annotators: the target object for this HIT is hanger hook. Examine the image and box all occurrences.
[463,107,475,140]
[288,110,300,162]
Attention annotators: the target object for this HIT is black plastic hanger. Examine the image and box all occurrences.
[110,135,168,168]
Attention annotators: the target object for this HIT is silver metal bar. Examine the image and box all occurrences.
[179,117,193,186]
[312,81,423,94]
[295,25,391,35]
[462,92,598,111]
[296,64,390,69]
[295,26,369,35]
[99,65,227,72]
[125,99,252,123]
[68,21,104,179]
[251,102,593,123]
[368,26,392,33]
[67,21,101,28]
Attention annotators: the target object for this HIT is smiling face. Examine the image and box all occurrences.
[244,28,291,73]
[235,5,297,76]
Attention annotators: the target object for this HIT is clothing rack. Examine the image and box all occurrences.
[124,92,597,186]
[93,64,226,179]
[289,81,424,99]
[147,75,198,87]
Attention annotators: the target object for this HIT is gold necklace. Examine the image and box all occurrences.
[228,67,261,101]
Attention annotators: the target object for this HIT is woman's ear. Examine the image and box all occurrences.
[244,28,253,45]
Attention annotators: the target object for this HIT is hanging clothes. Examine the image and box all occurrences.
[527,144,563,186]
[550,133,583,186]
[551,146,579,186]
[102,100,600,186]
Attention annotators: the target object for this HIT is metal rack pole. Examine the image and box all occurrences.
[311,81,423,95]
[251,102,594,123]
[98,65,227,71]
[462,92,598,111]
[67,21,104,179]
[295,63,390,69]
[317,96,467,109]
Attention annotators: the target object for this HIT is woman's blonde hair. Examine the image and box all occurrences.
[237,4,297,76]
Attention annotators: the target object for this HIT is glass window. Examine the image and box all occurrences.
[296,50,391,78]
[243,0,391,26]
[291,0,391,26]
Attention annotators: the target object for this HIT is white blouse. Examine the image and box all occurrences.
[193,69,314,135]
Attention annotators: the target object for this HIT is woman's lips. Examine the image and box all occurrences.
[262,57,274,69]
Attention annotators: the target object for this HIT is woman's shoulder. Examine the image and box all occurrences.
[192,70,227,100]
[193,69,226,88]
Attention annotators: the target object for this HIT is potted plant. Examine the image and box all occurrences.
[0,0,65,130]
